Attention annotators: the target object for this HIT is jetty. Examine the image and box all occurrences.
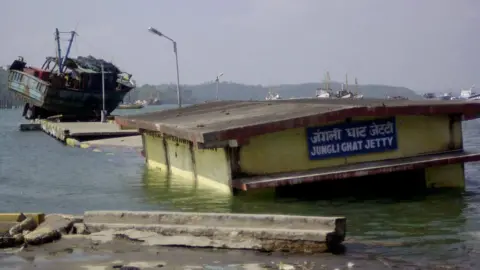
[114,98,480,194]
[35,120,141,149]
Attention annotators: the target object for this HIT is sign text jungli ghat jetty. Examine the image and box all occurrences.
[307,117,397,159]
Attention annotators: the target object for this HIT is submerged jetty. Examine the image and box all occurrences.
[20,119,142,150]
[115,98,480,194]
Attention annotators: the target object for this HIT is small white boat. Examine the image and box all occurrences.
[460,85,476,99]
[265,89,282,100]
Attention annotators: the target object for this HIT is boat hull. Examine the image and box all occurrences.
[8,70,132,119]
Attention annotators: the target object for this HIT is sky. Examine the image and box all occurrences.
[1,0,479,93]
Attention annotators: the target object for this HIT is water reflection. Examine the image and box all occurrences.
[140,163,477,265]
[141,167,235,212]
[141,166,469,247]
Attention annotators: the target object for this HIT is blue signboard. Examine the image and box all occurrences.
[306,117,398,160]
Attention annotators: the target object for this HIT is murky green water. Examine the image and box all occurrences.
[2,106,480,268]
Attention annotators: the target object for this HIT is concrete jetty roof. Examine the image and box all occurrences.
[115,99,480,147]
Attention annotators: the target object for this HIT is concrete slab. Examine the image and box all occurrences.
[39,120,140,150]
[83,211,346,253]
[84,135,142,148]
[41,120,138,140]
[84,211,344,231]
[233,150,480,190]
[115,99,480,147]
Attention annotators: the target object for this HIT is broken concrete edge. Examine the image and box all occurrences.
[0,213,45,225]
[84,211,346,252]
[1,211,346,253]
[1,213,89,248]
[85,222,335,241]
[87,227,332,253]
[83,211,345,230]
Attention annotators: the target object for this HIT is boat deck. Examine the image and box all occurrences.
[233,150,480,190]
[115,99,480,147]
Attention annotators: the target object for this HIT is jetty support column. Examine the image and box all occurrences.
[142,130,234,192]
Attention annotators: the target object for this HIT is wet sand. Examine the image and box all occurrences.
[0,235,459,270]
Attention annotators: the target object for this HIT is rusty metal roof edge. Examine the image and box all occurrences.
[116,102,480,145]
[237,151,480,190]
[115,116,205,144]
[206,103,480,143]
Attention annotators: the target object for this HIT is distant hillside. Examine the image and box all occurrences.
[0,66,421,107]
[0,68,22,107]
[130,81,421,104]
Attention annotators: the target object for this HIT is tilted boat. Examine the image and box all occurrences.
[7,28,136,120]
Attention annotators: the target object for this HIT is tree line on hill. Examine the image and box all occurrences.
[129,80,421,104]
[0,66,421,108]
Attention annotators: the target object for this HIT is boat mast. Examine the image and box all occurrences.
[55,28,63,73]
[323,72,327,91]
[61,31,76,73]
[101,63,106,123]
[355,77,358,95]
[326,72,331,91]
[345,73,349,91]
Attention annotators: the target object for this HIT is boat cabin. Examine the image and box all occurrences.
[38,56,130,93]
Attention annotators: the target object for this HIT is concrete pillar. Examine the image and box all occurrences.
[425,163,465,189]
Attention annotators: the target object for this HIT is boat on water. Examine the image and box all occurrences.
[118,91,144,109]
[316,72,363,99]
[7,28,135,121]
[265,89,282,100]
[439,92,455,100]
[148,98,163,105]
[118,103,144,109]
[387,95,409,100]
[423,92,437,99]
[459,85,476,99]
[423,91,458,101]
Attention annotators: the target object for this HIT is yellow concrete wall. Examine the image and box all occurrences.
[453,117,463,149]
[143,133,232,192]
[194,148,231,188]
[239,115,462,175]
[144,133,168,171]
[165,138,195,180]
[425,163,465,189]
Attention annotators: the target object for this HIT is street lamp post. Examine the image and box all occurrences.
[215,72,224,101]
[100,63,106,123]
[148,27,182,108]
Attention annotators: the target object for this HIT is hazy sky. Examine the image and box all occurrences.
[1,0,478,92]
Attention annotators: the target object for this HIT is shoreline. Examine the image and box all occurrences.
[0,236,465,270]
[0,212,470,269]
[0,236,398,270]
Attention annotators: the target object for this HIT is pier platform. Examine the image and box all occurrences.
[39,120,141,149]
[115,99,480,194]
